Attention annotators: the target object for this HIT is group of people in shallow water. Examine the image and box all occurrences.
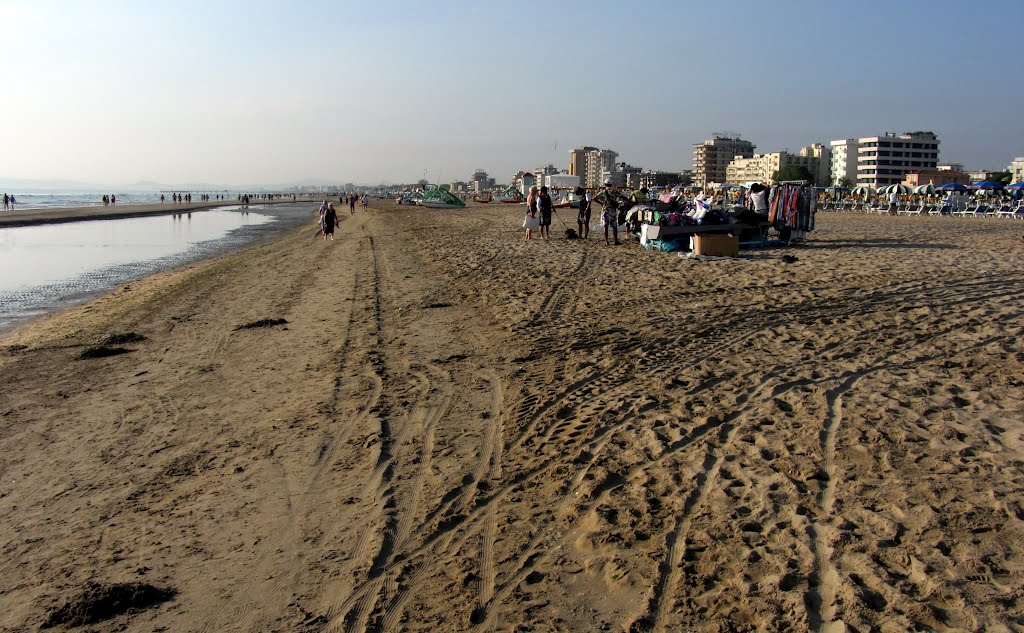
[523,181,623,245]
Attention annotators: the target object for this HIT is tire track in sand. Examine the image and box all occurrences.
[200,235,374,633]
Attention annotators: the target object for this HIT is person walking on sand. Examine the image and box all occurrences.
[317,200,329,231]
[361,194,368,210]
[537,186,554,239]
[323,203,338,241]
[523,185,539,241]
[349,195,356,215]
[576,186,591,239]
[3,193,8,210]
[593,180,622,245]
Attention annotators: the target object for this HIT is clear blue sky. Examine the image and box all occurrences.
[1,0,1021,186]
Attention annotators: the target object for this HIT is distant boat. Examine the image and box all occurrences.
[420,187,466,209]
[474,192,493,204]
[397,191,423,205]
[496,186,523,204]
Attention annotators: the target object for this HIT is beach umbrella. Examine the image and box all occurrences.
[913,183,936,195]
[851,186,875,196]
[880,183,912,195]
[1006,181,1024,190]
[971,180,1005,190]
[937,182,967,191]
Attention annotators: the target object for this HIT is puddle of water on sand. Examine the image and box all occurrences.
[0,205,308,332]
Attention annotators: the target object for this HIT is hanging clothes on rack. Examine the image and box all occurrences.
[768,184,817,233]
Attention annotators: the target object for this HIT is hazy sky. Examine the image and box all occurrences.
[1,0,1021,186]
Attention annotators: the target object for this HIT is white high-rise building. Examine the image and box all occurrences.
[585,149,618,188]
[830,139,859,186]
[1008,157,1024,182]
[855,131,939,188]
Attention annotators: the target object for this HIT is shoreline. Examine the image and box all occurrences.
[0,196,320,227]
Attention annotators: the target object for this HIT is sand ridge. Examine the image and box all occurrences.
[0,203,1022,631]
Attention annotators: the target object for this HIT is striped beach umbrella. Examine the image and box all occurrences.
[880,184,912,195]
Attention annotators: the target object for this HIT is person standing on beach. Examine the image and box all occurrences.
[523,185,539,241]
[361,194,368,210]
[593,181,622,245]
[349,195,356,215]
[576,186,591,239]
[3,193,8,210]
[318,200,329,231]
[323,203,338,241]
[537,186,554,239]
[889,187,899,214]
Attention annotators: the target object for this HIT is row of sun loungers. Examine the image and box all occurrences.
[819,201,1024,218]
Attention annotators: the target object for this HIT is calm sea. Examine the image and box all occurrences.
[0,203,314,332]
[0,191,239,210]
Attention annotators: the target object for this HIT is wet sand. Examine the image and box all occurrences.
[1,202,1022,632]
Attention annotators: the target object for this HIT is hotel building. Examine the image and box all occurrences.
[854,131,939,188]
[830,139,858,186]
[692,134,755,187]
[725,145,830,186]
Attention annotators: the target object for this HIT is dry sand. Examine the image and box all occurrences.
[0,202,1022,632]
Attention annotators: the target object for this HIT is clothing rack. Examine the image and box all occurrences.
[768,182,816,241]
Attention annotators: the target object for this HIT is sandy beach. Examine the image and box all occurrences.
[0,202,1022,632]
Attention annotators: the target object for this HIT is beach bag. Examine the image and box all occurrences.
[523,214,540,230]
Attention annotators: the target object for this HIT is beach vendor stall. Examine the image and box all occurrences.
[631,187,772,254]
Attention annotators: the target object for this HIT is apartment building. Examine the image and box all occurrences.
[725,145,830,186]
[692,134,755,187]
[1010,157,1024,182]
[568,147,596,186]
[534,164,561,188]
[567,147,620,188]
[855,131,939,187]
[470,169,495,193]
[902,169,970,187]
[639,170,686,189]
[830,139,858,185]
[586,149,618,188]
[599,162,641,188]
